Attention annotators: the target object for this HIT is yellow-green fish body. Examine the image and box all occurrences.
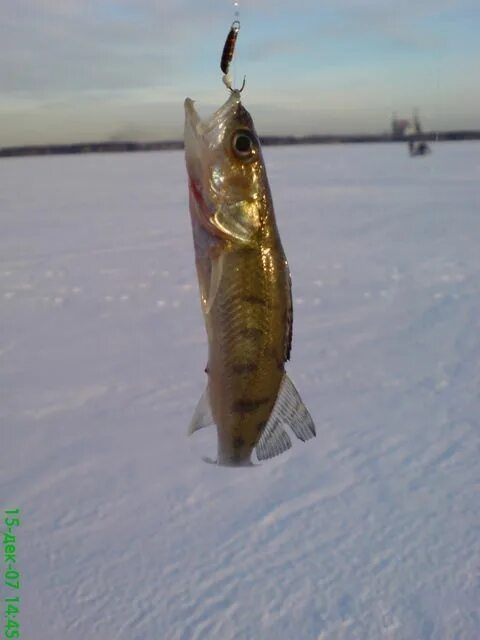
[184,90,315,465]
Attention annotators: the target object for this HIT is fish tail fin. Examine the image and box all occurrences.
[256,374,316,461]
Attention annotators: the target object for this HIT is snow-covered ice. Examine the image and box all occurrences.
[1,142,479,639]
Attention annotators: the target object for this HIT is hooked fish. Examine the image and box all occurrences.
[184,89,315,466]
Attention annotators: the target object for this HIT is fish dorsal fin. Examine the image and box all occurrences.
[188,387,214,435]
[284,267,293,362]
[255,374,316,461]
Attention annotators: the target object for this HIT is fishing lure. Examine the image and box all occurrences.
[221,20,245,92]
[220,20,240,75]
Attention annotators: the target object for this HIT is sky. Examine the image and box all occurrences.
[1,0,479,146]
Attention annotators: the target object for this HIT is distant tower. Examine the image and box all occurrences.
[391,113,410,140]
[412,108,422,134]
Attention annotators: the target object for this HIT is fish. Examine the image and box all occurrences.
[184,89,316,466]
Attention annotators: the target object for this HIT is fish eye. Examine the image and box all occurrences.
[232,130,256,160]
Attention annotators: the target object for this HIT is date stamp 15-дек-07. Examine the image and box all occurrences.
[3,508,21,640]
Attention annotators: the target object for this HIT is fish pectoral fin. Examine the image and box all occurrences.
[256,374,316,461]
[188,387,215,435]
[213,202,259,244]
[204,253,224,315]
[198,252,224,316]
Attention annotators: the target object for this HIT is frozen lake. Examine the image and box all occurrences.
[1,142,479,639]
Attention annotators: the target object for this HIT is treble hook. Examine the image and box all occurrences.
[220,20,246,93]
[223,74,246,93]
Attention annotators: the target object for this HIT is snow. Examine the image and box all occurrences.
[1,142,479,639]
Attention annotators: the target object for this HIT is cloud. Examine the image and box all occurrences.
[0,0,471,96]
[0,0,478,145]
[1,0,230,96]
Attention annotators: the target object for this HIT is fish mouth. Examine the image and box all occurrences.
[184,98,204,143]
[184,91,257,177]
[184,92,242,234]
[184,90,241,144]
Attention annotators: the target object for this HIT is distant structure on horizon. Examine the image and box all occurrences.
[408,109,431,157]
[1,112,479,158]
[391,110,429,138]
[391,110,431,156]
[391,113,411,140]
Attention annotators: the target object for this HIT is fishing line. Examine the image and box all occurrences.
[232,0,240,89]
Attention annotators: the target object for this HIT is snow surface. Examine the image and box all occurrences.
[1,142,479,640]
